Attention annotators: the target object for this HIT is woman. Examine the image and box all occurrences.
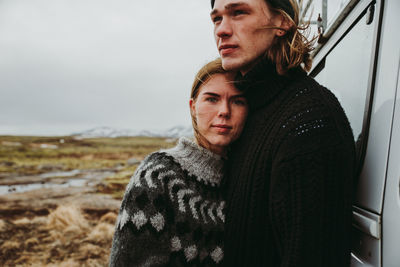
[109,58,248,266]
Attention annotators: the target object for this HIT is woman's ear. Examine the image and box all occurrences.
[189,99,196,115]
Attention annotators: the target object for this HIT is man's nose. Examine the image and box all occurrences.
[215,18,233,38]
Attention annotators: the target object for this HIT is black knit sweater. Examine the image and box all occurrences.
[109,137,225,267]
[223,59,355,267]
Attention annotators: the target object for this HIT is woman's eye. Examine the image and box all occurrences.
[206,97,218,103]
[233,99,246,106]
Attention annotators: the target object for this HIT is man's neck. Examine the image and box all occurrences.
[239,57,264,76]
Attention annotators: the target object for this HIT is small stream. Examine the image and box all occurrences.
[0,169,115,195]
[0,178,87,195]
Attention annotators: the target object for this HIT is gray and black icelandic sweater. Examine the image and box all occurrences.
[109,137,225,267]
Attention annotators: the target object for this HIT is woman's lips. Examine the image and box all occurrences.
[213,124,232,134]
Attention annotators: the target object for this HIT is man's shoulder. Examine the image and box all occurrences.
[280,73,346,120]
[271,73,354,150]
[287,72,334,102]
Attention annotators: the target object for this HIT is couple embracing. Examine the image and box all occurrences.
[110,0,355,266]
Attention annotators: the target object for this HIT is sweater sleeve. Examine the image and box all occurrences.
[270,125,354,267]
[109,153,175,267]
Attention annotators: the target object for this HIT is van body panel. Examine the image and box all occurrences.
[307,0,400,266]
[352,207,382,266]
[312,0,387,214]
[359,0,400,215]
[382,42,400,267]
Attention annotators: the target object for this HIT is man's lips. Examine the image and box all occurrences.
[219,44,238,56]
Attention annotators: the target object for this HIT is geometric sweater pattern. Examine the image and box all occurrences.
[109,137,225,267]
[222,59,356,267]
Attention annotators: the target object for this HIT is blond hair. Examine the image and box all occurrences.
[265,0,315,74]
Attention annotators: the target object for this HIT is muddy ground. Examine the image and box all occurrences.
[0,135,175,266]
[0,172,122,267]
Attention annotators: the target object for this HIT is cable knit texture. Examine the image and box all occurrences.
[109,137,225,267]
[223,59,356,267]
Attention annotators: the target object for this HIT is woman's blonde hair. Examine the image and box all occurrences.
[190,58,231,150]
[265,0,315,74]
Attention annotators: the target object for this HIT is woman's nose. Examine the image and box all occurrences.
[218,101,231,118]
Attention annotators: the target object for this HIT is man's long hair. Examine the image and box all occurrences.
[265,0,315,74]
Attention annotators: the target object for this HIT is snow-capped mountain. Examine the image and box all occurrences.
[72,126,138,138]
[164,125,193,138]
[73,126,193,138]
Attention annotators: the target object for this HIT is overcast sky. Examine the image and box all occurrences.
[0,0,218,136]
[0,0,347,136]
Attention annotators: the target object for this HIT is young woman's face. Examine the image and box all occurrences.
[190,73,248,155]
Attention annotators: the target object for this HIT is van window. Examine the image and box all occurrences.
[301,0,354,39]
[312,7,376,148]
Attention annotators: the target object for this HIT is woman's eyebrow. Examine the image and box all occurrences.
[203,92,220,97]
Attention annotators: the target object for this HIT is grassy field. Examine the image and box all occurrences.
[0,135,176,198]
[0,135,175,173]
[0,135,177,266]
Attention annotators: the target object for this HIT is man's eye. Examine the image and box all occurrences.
[233,10,246,16]
[212,16,222,23]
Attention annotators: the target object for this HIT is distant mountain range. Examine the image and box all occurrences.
[72,126,193,138]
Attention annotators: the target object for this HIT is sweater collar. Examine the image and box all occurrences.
[235,58,302,111]
[162,137,224,187]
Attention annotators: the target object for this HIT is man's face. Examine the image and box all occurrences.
[210,0,281,74]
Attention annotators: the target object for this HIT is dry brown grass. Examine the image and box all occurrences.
[0,204,118,266]
[0,135,174,266]
[13,217,31,225]
[99,212,117,224]
[47,205,90,232]
[0,219,5,232]
[0,240,20,258]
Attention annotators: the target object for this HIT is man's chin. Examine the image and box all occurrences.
[220,58,242,72]
[221,57,254,74]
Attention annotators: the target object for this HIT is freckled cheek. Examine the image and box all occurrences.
[196,109,218,127]
[196,107,217,117]
[197,103,219,114]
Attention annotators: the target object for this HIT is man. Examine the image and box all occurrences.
[210,0,355,266]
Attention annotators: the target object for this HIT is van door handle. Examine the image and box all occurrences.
[352,209,381,239]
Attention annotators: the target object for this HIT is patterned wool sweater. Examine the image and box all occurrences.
[109,137,225,267]
[223,59,356,267]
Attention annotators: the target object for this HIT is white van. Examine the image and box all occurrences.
[306,0,400,266]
